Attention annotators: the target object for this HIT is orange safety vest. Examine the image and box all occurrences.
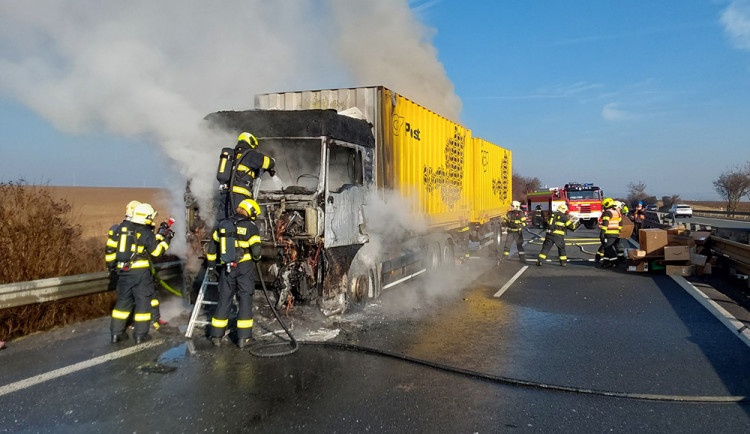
[603,209,622,235]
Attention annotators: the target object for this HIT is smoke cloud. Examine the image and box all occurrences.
[0,0,461,253]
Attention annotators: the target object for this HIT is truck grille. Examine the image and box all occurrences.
[580,204,591,213]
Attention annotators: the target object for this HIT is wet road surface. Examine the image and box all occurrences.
[2,228,750,432]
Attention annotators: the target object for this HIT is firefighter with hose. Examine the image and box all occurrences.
[206,199,263,349]
[107,203,172,344]
[502,201,527,262]
[536,203,577,267]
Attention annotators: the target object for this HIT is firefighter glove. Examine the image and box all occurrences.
[268,168,276,177]
[165,229,174,243]
[599,230,606,242]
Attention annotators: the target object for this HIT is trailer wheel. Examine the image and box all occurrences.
[494,224,503,257]
[426,242,442,269]
[442,241,456,266]
[347,274,369,312]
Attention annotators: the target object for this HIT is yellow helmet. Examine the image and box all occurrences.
[602,198,614,209]
[237,132,258,149]
[131,203,157,226]
[238,199,261,219]
[125,200,141,220]
[558,203,568,213]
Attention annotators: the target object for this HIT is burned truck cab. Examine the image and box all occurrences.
[203,109,376,314]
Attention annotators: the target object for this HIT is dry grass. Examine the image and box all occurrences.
[0,183,174,341]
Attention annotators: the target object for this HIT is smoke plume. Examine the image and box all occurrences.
[0,1,459,229]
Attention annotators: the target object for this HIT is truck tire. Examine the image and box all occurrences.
[347,272,370,312]
[426,241,442,270]
[583,219,597,229]
[442,241,456,267]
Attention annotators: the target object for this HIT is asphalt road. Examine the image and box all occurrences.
[1,228,750,432]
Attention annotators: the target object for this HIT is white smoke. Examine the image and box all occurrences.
[0,1,460,255]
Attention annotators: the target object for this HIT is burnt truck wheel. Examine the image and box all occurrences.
[347,274,369,312]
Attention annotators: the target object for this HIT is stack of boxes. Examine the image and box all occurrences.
[627,227,714,275]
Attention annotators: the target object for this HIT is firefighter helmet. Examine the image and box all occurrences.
[125,200,141,220]
[238,199,261,219]
[558,203,568,213]
[131,203,157,226]
[237,132,258,149]
[614,200,623,210]
[602,198,614,209]
[511,200,521,210]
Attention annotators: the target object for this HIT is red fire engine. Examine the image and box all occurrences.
[527,182,603,229]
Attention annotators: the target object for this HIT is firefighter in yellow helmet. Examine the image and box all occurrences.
[216,132,276,219]
[502,201,527,262]
[537,203,577,267]
[207,199,263,348]
[107,203,171,344]
[597,198,622,268]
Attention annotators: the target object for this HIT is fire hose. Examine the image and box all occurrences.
[248,262,299,357]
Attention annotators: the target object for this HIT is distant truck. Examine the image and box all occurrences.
[190,86,512,315]
[527,182,603,229]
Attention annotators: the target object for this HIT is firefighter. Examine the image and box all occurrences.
[598,198,622,268]
[502,201,527,262]
[207,199,263,349]
[107,203,172,344]
[217,132,276,219]
[106,201,175,334]
[613,201,627,264]
[536,203,577,267]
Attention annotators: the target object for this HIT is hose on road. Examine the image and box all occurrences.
[248,262,299,357]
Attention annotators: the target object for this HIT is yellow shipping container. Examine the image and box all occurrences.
[470,137,512,224]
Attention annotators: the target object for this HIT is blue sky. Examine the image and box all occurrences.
[1,0,749,201]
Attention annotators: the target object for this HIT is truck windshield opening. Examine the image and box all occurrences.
[259,138,322,193]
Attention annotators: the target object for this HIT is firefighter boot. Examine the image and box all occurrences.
[134,334,152,344]
[560,261,567,267]
[210,337,223,347]
[536,259,542,266]
[111,332,129,344]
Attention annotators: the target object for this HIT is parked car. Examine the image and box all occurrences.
[669,204,693,218]
[645,204,658,211]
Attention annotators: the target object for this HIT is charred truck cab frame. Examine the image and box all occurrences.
[188,87,512,315]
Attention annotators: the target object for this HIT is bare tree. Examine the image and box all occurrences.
[713,163,750,214]
[512,173,541,203]
[661,195,681,212]
[626,181,649,207]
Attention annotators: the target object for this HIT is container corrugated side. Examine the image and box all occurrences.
[470,137,511,223]
[381,89,472,229]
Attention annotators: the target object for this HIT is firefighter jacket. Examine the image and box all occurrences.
[230,149,276,200]
[504,209,527,231]
[206,216,262,267]
[599,208,622,236]
[105,221,170,270]
[547,211,576,235]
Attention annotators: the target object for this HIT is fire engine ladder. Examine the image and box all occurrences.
[185,271,218,338]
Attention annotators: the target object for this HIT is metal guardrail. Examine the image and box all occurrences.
[694,210,750,221]
[0,261,183,310]
[711,237,750,277]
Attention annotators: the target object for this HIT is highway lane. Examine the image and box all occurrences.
[666,214,750,230]
[1,229,750,432]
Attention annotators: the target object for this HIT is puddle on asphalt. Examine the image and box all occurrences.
[138,343,187,374]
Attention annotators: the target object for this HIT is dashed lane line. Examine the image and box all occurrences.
[494,266,528,298]
[0,339,162,398]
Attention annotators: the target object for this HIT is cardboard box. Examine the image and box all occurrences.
[690,231,711,244]
[666,264,694,276]
[627,260,649,272]
[639,229,668,256]
[619,217,634,239]
[668,225,686,235]
[627,249,647,259]
[700,263,712,275]
[668,234,696,248]
[690,252,707,267]
[664,246,690,261]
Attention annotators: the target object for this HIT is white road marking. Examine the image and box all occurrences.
[382,269,427,290]
[671,275,750,348]
[494,266,528,298]
[0,339,162,398]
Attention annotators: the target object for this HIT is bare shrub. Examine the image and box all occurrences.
[0,181,104,284]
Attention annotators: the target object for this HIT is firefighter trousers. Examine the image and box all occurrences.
[211,261,255,340]
[503,230,525,258]
[110,268,154,337]
[539,233,567,263]
[602,236,619,263]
